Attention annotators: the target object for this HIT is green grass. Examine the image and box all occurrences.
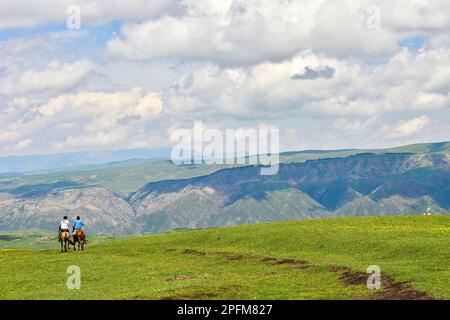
[0,229,117,250]
[0,215,448,300]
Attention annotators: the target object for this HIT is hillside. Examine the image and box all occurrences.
[0,142,449,234]
[280,141,450,163]
[130,152,450,233]
[0,159,233,197]
[2,141,449,196]
[0,216,448,300]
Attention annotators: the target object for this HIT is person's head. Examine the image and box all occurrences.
[63,215,68,220]
[76,216,80,220]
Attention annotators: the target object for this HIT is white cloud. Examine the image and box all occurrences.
[13,139,33,150]
[0,88,164,154]
[393,115,431,136]
[107,0,450,65]
[164,48,450,120]
[37,87,163,127]
[0,60,95,95]
[1,0,450,155]
[0,0,175,29]
[332,117,379,135]
[164,51,344,118]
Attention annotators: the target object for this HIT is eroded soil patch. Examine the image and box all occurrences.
[181,249,206,256]
[174,248,435,300]
[330,266,435,300]
[259,256,311,269]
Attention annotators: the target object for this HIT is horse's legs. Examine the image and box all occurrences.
[60,239,63,253]
[81,240,84,251]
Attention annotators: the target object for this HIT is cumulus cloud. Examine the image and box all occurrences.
[393,115,431,136]
[107,0,450,65]
[1,0,450,155]
[0,0,176,29]
[163,51,344,118]
[13,139,33,150]
[0,60,95,95]
[164,48,450,120]
[0,88,164,154]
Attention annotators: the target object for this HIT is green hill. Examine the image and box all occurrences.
[3,141,448,197]
[0,215,448,300]
[0,160,233,197]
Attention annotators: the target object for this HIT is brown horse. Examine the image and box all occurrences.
[59,230,70,252]
[73,229,86,251]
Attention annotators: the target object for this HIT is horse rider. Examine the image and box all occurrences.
[72,216,85,237]
[59,215,70,242]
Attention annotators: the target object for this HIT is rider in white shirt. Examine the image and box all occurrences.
[59,216,70,241]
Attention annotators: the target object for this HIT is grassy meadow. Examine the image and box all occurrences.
[0,215,448,300]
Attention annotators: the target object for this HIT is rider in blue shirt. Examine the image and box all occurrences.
[72,216,85,235]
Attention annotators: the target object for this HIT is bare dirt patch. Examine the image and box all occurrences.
[272,258,309,266]
[181,249,206,256]
[260,257,278,262]
[226,254,247,261]
[260,256,311,269]
[159,286,237,300]
[175,248,434,299]
[330,266,435,300]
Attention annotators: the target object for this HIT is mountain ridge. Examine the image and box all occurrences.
[0,142,449,234]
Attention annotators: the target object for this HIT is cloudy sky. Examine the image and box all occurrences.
[0,0,449,156]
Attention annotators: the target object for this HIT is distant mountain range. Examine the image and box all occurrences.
[0,148,172,174]
[2,141,449,174]
[0,142,449,234]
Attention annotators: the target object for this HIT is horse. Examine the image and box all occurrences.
[59,230,71,252]
[72,229,86,251]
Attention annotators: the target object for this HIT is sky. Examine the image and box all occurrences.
[0,0,449,156]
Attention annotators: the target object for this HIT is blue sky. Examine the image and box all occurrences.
[398,36,427,52]
[0,0,449,156]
